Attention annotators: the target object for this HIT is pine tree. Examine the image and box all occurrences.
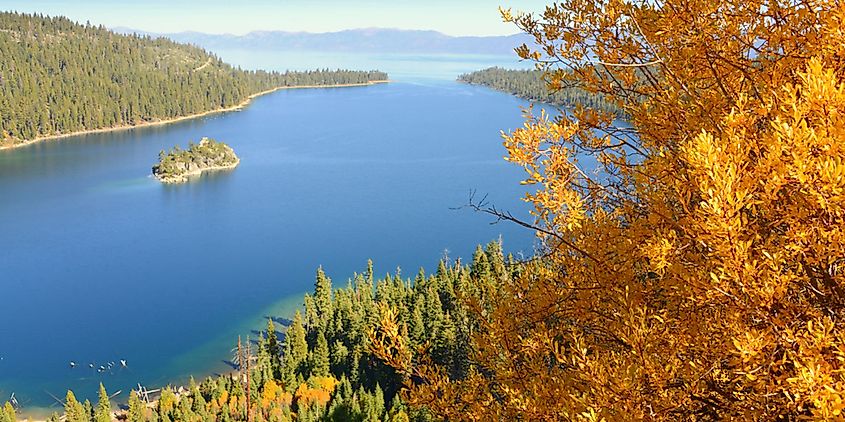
[310,329,330,377]
[470,245,491,281]
[127,390,145,422]
[409,306,425,344]
[63,391,86,422]
[0,12,387,147]
[283,310,308,387]
[313,267,334,327]
[265,318,282,380]
[94,383,111,422]
[82,400,94,422]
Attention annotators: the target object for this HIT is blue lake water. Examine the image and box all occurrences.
[0,52,549,413]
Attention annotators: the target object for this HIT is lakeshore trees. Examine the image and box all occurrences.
[4,0,843,418]
[458,67,622,116]
[24,244,512,421]
[0,12,387,146]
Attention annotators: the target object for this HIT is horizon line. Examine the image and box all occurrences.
[0,10,526,39]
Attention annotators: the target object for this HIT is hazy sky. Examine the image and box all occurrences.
[0,1,549,36]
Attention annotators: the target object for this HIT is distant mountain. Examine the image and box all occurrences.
[112,27,531,55]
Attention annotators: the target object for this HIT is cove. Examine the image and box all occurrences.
[0,53,544,413]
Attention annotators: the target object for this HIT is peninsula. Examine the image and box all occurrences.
[458,67,622,116]
[152,138,239,183]
[0,12,388,151]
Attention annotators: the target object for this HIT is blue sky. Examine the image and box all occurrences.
[0,0,549,36]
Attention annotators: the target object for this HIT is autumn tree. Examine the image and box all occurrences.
[372,0,845,419]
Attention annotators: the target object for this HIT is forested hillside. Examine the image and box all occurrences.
[16,242,513,422]
[0,12,387,147]
[458,67,621,115]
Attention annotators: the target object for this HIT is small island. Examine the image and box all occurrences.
[152,138,240,183]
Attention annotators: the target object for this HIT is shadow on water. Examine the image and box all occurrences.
[265,316,293,327]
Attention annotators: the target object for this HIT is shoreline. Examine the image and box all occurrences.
[155,157,241,184]
[0,80,389,152]
[11,292,307,421]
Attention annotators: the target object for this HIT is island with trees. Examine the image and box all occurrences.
[0,12,388,150]
[152,138,240,183]
[3,0,845,418]
[458,67,622,115]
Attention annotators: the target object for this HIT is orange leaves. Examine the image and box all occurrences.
[216,389,229,409]
[368,304,413,373]
[260,380,292,409]
[293,376,336,408]
[369,0,845,419]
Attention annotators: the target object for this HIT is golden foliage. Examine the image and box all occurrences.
[217,389,229,410]
[293,376,337,408]
[261,380,293,409]
[372,0,845,419]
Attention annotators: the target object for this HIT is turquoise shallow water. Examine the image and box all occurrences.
[0,52,546,413]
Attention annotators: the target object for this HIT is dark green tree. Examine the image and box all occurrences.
[266,318,283,380]
[310,329,330,377]
[458,67,621,115]
[283,310,308,387]
[313,267,334,327]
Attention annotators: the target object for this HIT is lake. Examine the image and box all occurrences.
[0,51,547,414]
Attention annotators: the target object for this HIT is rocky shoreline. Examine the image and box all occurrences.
[152,138,240,184]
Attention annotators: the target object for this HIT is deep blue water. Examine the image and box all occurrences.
[0,52,547,413]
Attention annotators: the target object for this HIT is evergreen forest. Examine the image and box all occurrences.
[0,12,387,146]
[458,67,621,115]
[3,0,845,418]
[19,242,514,422]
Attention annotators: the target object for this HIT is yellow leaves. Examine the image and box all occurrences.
[293,380,333,408]
[217,389,229,409]
[311,375,338,393]
[499,7,513,23]
[579,407,606,422]
[368,303,414,373]
[642,231,676,275]
[260,380,292,409]
[732,330,769,364]
[373,1,845,419]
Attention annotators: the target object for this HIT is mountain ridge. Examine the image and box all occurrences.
[111,27,531,55]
